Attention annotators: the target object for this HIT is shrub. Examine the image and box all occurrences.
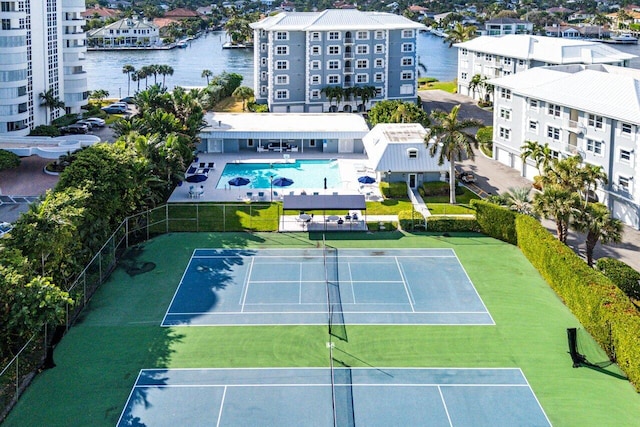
[379,181,407,198]
[596,258,640,300]
[421,181,463,197]
[398,210,425,231]
[247,102,268,113]
[52,113,80,127]
[0,149,20,171]
[516,215,640,391]
[425,216,481,232]
[29,125,61,137]
[471,199,517,244]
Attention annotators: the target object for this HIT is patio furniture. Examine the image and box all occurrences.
[187,166,197,174]
[207,162,215,169]
[258,191,265,201]
[199,162,205,168]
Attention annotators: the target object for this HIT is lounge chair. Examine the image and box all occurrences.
[187,166,197,174]
[272,191,282,200]
[258,191,265,201]
[199,162,205,168]
[207,162,215,168]
[246,192,253,201]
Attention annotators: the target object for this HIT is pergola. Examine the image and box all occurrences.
[282,194,367,232]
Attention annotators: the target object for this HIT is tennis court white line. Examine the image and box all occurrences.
[164,309,489,314]
[161,250,199,326]
[245,280,406,284]
[216,386,227,427]
[240,257,255,313]
[451,251,496,325]
[117,370,143,426]
[132,383,533,388]
[395,257,415,312]
[521,366,554,427]
[437,385,454,427]
[238,257,252,306]
[348,262,356,304]
[298,263,302,304]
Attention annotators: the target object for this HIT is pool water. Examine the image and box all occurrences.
[216,159,342,190]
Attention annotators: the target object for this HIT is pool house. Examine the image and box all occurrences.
[197,113,370,154]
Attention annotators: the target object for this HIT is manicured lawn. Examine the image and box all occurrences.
[4,232,639,426]
[365,199,413,214]
[423,187,480,204]
[418,78,457,93]
[426,203,474,215]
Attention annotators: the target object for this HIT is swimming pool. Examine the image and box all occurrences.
[216,159,342,190]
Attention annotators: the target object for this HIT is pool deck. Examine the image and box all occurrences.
[168,152,383,203]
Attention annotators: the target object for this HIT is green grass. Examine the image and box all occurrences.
[423,187,480,204]
[365,199,413,214]
[426,203,475,215]
[4,232,640,426]
[418,78,457,93]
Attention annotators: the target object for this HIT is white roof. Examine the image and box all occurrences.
[455,35,636,64]
[489,64,640,123]
[363,123,449,172]
[201,113,369,138]
[250,9,425,31]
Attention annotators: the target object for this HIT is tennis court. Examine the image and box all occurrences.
[117,367,551,427]
[162,248,493,327]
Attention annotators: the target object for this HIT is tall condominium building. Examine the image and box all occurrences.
[250,10,424,113]
[0,0,88,136]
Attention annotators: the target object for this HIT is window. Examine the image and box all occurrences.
[275,60,288,70]
[500,88,511,100]
[402,29,414,38]
[461,72,468,80]
[275,31,288,40]
[260,57,267,66]
[276,46,288,55]
[529,99,538,109]
[375,58,384,68]
[461,48,468,55]
[2,19,11,30]
[401,71,413,80]
[310,60,321,70]
[503,58,512,65]
[311,32,321,41]
[356,74,369,83]
[500,109,511,120]
[261,43,267,52]
[402,57,413,66]
[499,127,510,140]
[327,60,340,70]
[260,71,267,80]
[518,59,526,66]
[588,114,603,129]
[620,149,632,162]
[276,75,289,85]
[328,31,340,40]
[547,126,560,140]
[407,148,418,158]
[586,139,603,155]
[260,85,268,94]
[475,52,482,58]
[328,45,340,55]
[275,89,288,99]
[311,45,320,55]
[356,31,369,40]
[374,73,384,83]
[357,45,368,54]
[529,120,538,131]
[356,59,368,69]
[311,89,320,99]
[400,84,414,95]
[328,75,340,84]
[247,139,254,147]
[401,43,414,52]
[485,54,493,61]
[375,30,384,39]
[618,176,630,191]
[375,44,384,54]
[547,104,561,117]
[622,123,633,134]
[311,75,320,84]
[310,139,317,147]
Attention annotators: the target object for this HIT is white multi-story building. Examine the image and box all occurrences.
[477,18,533,36]
[0,0,88,136]
[455,35,636,101]
[490,64,640,229]
[87,16,160,48]
[250,9,424,113]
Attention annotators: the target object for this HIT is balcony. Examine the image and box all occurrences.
[343,67,353,74]
[562,143,582,156]
[563,120,586,134]
[344,81,354,88]
[344,51,354,59]
[344,37,353,45]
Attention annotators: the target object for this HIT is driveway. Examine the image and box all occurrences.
[419,89,640,272]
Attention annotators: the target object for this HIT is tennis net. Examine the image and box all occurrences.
[323,235,347,341]
[329,341,356,427]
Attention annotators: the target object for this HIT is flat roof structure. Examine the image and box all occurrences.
[282,194,366,211]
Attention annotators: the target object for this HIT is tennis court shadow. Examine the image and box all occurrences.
[333,346,394,378]
[308,231,404,241]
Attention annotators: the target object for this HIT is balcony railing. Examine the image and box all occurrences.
[343,67,353,74]
[344,37,353,44]
[564,120,586,134]
[344,52,354,59]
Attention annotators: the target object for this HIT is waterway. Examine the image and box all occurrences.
[84,31,459,97]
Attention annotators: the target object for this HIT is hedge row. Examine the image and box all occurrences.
[596,258,640,300]
[515,215,640,390]
[380,182,407,198]
[425,216,481,232]
[470,199,517,245]
[398,210,425,231]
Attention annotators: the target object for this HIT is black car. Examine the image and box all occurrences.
[60,123,89,134]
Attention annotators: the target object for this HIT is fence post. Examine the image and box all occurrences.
[223,205,226,232]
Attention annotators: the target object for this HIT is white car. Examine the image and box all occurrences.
[85,117,106,127]
[0,222,12,238]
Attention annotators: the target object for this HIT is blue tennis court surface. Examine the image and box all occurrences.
[117,367,551,427]
[162,249,494,326]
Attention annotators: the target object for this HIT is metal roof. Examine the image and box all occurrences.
[283,194,366,210]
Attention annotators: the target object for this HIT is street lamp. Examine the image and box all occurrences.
[269,174,274,202]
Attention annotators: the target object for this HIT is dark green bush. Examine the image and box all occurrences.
[421,181,463,196]
[380,182,406,198]
[596,258,640,300]
[471,199,517,245]
[29,125,61,137]
[52,113,80,127]
[398,210,425,231]
[516,215,640,391]
[425,216,480,232]
[0,149,20,170]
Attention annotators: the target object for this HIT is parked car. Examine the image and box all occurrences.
[112,102,128,109]
[0,222,12,238]
[75,119,94,130]
[60,123,89,134]
[84,117,106,127]
[119,96,135,104]
[101,104,127,114]
[459,171,477,183]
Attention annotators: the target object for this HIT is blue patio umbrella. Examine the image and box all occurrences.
[228,176,250,186]
[186,174,208,183]
[358,175,376,184]
[272,177,294,187]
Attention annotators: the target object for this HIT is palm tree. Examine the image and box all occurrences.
[520,140,553,175]
[390,103,411,123]
[158,64,174,88]
[444,22,477,47]
[356,85,376,112]
[425,105,483,204]
[122,64,135,96]
[572,203,623,267]
[89,89,109,106]
[533,186,579,243]
[201,69,213,85]
[39,89,65,123]
[505,187,535,216]
[232,86,254,111]
[468,74,483,99]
